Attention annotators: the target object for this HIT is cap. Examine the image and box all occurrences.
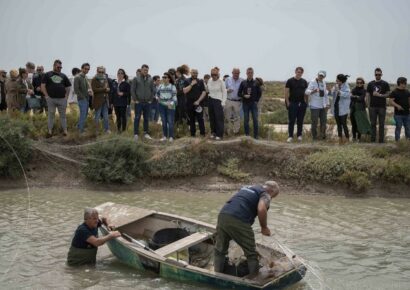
[318,70,326,77]
[195,105,203,113]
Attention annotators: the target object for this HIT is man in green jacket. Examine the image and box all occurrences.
[131,64,154,141]
[74,63,92,133]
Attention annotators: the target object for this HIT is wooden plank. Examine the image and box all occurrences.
[155,232,213,257]
[95,202,155,228]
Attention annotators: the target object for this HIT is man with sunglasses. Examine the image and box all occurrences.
[41,59,71,138]
[366,68,390,143]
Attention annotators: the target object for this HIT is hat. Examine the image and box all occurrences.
[195,105,203,113]
[318,70,326,77]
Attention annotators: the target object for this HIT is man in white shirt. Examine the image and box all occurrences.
[224,68,243,135]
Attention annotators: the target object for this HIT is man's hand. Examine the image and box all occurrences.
[109,231,121,238]
[261,227,271,236]
[193,101,200,106]
[397,105,404,111]
[191,79,198,86]
[227,88,233,93]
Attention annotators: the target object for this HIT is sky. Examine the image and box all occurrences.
[1,0,409,82]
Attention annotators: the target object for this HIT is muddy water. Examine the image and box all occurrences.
[0,188,409,290]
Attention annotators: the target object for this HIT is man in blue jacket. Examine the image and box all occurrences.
[214,181,280,275]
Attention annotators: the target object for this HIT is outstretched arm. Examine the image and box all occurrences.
[257,199,271,236]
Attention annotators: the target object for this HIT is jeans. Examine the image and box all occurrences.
[310,108,327,140]
[134,102,150,135]
[77,98,89,133]
[150,102,159,122]
[46,97,67,132]
[186,104,205,137]
[243,101,259,139]
[369,107,386,143]
[159,104,175,138]
[335,114,349,138]
[94,102,109,132]
[208,98,224,138]
[394,114,410,141]
[114,106,127,132]
[288,101,307,138]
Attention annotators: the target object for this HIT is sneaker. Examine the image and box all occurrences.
[63,131,68,137]
[134,134,139,141]
[160,137,167,142]
[210,134,216,139]
[286,137,293,143]
[105,130,112,134]
[297,136,303,142]
[215,136,221,141]
[169,137,174,142]
[144,134,152,140]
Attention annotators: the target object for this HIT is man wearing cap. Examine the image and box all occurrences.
[183,69,207,137]
[214,181,280,275]
[224,68,244,135]
[306,71,330,140]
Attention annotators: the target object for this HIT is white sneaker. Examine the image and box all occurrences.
[286,137,293,143]
[215,136,221,141]
[134,134,139,141]
[297,136,303,142]
[169,137,174,142]
[144,134,152,140]
[160,137,167,142]
[105,130,112,134]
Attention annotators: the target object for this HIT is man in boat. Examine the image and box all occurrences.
[67,207,121,266]
[214,181,280,275]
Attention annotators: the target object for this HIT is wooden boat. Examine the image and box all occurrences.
[96,202,306,290]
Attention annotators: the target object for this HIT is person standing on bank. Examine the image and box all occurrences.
[305,71,330,141]
[331,74,351,144]
[207,67,227,140]
[131,64,154,141]
[67,207,121,266]
[214,181,280,275]
[183,69,207,137]
[17,68,35,113]
[366,68,390,143]
[238,67,262,139]
[390,77,410,141]
[0,70,7,111]
[285,67,308,142]
[32,66,46,114]
[224,68,243,136]
[157,72,177,142]
[175,65,189,126]
[91,66,111,134]
[74,63,92,134]
[41,60,71,138]
[112,69,130,133]
[350,77,367,141]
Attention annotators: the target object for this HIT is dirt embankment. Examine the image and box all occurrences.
[1,137,409,198]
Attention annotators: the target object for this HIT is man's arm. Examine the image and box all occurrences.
[86,231,121,247]
[284,87,290,108]
[257,199,270,236]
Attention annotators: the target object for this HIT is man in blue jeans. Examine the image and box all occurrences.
[74,63,91,134]
[131,64,154,141]
[285,67,308,142]
[390,77,410,141]
[238,68,262,139]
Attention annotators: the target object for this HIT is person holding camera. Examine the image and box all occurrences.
[306,70,330,141]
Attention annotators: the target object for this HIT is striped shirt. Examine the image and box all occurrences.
[156,83,177,109]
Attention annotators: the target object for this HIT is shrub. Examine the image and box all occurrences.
[82,137,148,184]
[0,116,33,177]
[338,171,371,192]
[217,158,249,181]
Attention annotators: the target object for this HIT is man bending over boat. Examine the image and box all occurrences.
[214,181,280,275]
[67,207,121,266]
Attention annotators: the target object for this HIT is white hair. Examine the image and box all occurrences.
[84,207,99,220]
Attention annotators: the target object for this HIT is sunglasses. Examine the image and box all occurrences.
[56,66,62,69]
[211,74,218,77]
[375,74,382,76]
[162,76,168,79]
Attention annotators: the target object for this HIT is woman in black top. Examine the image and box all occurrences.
[350,77,367,141]
[112,69,130,133]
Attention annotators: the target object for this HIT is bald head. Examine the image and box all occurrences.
[232,68,240,80]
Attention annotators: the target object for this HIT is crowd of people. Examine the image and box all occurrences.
[0,60,409,143]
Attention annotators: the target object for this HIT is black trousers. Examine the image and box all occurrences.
[369,107,386,143]
[208,98,224,138]
[350,108,361,139]
[335,114,349,138]
[186,104,205,136]
[175,94,187,124]
[114,106,127,132]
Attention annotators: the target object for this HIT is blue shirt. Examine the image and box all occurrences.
[225,77,243,101]
[71,221,100,249]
